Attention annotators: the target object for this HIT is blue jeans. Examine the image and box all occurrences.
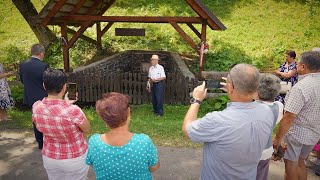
[152,81,164,116]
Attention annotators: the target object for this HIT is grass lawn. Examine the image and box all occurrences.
[1,0,320,71]
[7,104,206,148]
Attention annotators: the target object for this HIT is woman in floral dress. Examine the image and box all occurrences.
[0,64,14,121]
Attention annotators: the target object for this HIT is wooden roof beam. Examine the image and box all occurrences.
[66,21,92,49]
[67,28,97,45]
[69,0,88,15]
[41,0,68,26]
[101,22,114,36]
[51,16,203,24]
[97,0,116,15]
[186,23,201,39]
[170,22,197,52]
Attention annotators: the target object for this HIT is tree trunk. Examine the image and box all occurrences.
[12,0,58,48]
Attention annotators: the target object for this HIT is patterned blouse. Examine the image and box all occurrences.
[0,64,14,109]
[278,61,298,86]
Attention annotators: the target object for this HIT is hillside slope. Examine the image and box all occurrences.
[0,0,319,71]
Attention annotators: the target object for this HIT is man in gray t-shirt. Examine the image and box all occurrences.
[182,64,274,180]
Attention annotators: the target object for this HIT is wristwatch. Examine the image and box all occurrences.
[190,98,202,105]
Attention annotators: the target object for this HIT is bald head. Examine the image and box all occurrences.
[229,64,260,95]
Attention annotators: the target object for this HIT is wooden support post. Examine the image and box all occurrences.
[170,22,197,51]
[199,22,207,76]
[61,24,70,73]
[96,22,102,50]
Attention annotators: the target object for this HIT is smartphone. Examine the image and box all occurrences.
[205,79,223,89]
[67,83,77,100]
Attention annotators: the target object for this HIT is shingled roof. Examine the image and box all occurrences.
[36,0,226,30]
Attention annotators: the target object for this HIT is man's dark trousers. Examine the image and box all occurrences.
[33,122,43,149]
[152,81,164,116]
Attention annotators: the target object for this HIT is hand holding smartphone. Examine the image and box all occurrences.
[205,79,223,89]
[66,83,77,101]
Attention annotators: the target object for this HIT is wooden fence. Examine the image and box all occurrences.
[68,69,197,105]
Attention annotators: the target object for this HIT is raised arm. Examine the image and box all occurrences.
[182,82,206,139]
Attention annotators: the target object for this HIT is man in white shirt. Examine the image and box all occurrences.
[148,55,166,116]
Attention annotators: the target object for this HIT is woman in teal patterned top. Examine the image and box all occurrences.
[86,93,160,179]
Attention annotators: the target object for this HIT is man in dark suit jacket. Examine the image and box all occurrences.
[20,44,48,149]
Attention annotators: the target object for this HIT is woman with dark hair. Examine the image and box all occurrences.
[86,92,160,179]
[32,68,91,180]
[0,64,15,121]
[274,50,298,104]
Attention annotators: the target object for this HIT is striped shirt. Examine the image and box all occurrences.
[285,73,320,145]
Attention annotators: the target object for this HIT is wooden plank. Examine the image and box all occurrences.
[97,0,116,15]
[128,73,133,104]
[101,22,114,36]
[101,69,106,95]
[132,73,137,104]
[80,71,86,101]
[60,24,70,72]
[67,28,97,45]
[51,16,203,24]
[96,22,102,50]
[66,21,92,49]
[170,22,198,51]
[115,28,145,37]
[137,73,142,105]
[69,0,87,15]
[85,69,90,102]
[41,0,68,26]
[90,68,94,101]
[187,23,201,39]
[97,67,101,100]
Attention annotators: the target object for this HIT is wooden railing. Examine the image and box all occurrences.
[68,70,197,105]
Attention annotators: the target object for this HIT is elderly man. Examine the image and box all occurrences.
[182,64,274,179]
[148,54,166,116]
[273,51,320,180]
[20,44,49,149]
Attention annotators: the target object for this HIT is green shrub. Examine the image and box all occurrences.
[10,85,24,105]
[200,95,230,114]
[1,45,28,68]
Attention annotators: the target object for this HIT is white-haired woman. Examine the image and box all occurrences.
[256,73,284,180]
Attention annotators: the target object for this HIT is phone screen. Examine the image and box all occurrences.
[67,83,77,100]
[205,80,223,89]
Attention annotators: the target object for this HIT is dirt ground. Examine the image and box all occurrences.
[0,130,319,180]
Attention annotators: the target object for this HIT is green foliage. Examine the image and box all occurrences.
[1,45,28,68]
[10,85,24,105]
[200,95,230,114]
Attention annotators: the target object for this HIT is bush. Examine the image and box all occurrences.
[10,85,24,105]
[200,95,230,115]
[1,45,28,69]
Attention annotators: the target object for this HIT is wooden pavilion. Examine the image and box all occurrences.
[35,0,226,73]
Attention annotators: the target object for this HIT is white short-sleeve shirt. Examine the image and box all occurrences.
[148,64,166,79]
